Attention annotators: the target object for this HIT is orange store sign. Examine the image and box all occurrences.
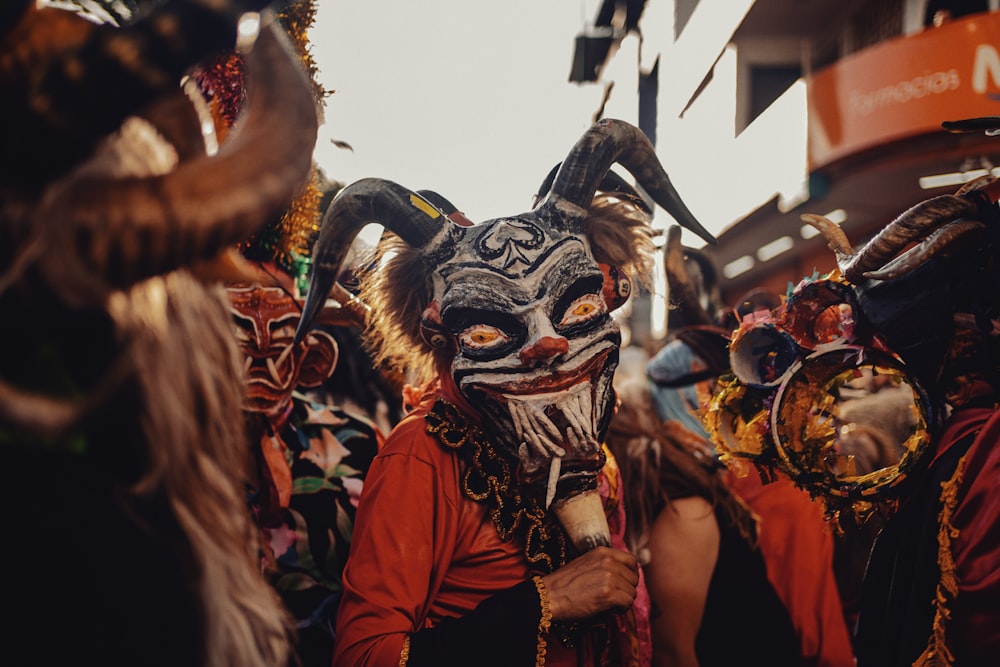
[807,12,1000,169]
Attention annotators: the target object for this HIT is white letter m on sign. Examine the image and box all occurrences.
[973,44,1000,94]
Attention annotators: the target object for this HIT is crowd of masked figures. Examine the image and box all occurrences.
[4,1,1000,667]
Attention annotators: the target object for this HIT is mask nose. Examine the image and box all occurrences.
[519,335,569,367]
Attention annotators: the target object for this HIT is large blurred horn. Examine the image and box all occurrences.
[3,0,274,189]
[540,119,716,245]
[663,224,715,327]
[294,179,462,343]
[35,18,319,305]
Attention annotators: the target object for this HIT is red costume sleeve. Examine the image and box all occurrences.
[332,391,651,667]
[948,408,1000,665]
[332,409,462,667]
[331,397,542,666]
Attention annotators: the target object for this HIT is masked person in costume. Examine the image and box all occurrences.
[224,200,383,666]
[0,1,319,665]
[641,229,853,666]
[189,21,386,663]
[294,119,717,667]
[702,162,1000,666]
[228,263,382,666]
[223,210,382,666]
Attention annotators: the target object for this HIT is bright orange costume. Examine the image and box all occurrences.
[302,119,712,667]
[334,381,652,667]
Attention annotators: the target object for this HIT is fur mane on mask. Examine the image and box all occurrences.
[0,3,324,663]
[359,193,656,385]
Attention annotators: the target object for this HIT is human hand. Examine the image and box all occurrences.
[541,547,639,622]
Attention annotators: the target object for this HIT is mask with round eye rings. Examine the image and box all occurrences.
[292,118,718,555]
[458,324,512,352]
[705,275,938,525]
[559,293,607,329]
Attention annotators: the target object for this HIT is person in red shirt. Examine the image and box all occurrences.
[294,119,716,666]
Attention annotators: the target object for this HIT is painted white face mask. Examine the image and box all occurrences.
[295,119,716,550]
[433,221,620,512]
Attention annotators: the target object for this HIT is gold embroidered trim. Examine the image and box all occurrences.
[425,399,569,573]
[913,450,970,667]
[399,634,411,667]
[532,575,552,667]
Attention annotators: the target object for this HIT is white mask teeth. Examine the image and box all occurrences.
[545,457,562,509]
[581,388,597,436]
[562,394,589,450]
[503,379,599,470]
[563,382,600,454]
[265,355,279,382]
[275,342,295,370]
[509,399,566,458]
[260,343,297,386]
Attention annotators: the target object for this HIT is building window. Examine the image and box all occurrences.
[846,0,904,55]
[924,0,990,27]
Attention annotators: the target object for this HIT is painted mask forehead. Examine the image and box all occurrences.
[437,235,599,313]
[229,285,300,340]
[440,213,583,280]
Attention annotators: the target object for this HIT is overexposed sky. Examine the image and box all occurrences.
[309,1,609,224]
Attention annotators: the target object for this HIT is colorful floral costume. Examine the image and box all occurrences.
[251,392,382,664]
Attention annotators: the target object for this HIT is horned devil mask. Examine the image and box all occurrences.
[296,119,716,551]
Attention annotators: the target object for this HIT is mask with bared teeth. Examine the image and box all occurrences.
[294,119,716,551]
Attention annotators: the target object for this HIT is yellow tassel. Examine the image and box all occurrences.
[398,634,411,667]
[913,450,969,667]
[532,575,552,667]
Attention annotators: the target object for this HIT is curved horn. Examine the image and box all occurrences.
[38,19,318,303]
[955,173,998,195]
[542,119,716,245]
[5,1,273,189]
[863,219,988,281]
[663,224,715,327]
[535,161,654,214]
[803,195,986,283]
[942,116,1000,136]
[294,179,459,343]
[800,213,856,264]
[841,195,977,282]
[417,189,474,226]
[533,163,561,209]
